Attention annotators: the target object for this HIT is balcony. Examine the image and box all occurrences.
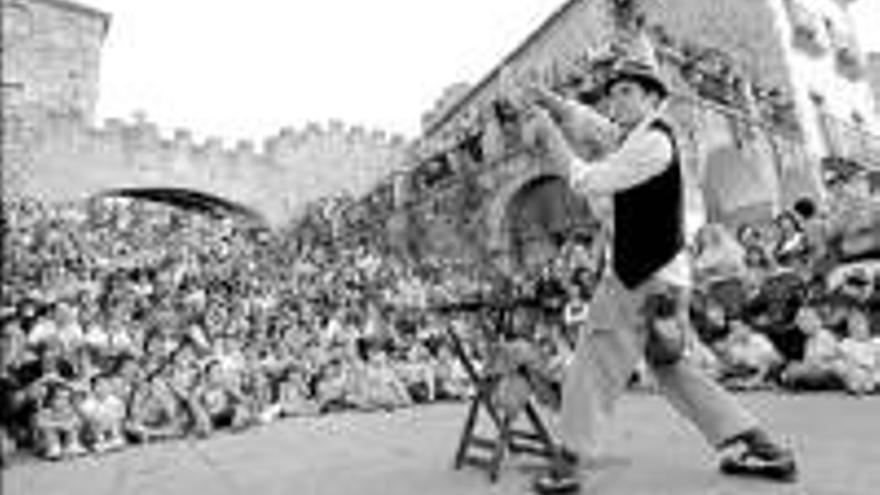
[821,113,880,170]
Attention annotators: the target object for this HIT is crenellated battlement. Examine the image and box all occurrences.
[6,108,412,226]
[2,0,410,227]
[31,110,411,166]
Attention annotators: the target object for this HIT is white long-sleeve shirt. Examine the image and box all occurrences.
[558,105,693,288]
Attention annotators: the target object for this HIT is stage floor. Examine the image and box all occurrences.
[5,392,880,495]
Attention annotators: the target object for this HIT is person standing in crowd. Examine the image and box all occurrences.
[518,51,798,493]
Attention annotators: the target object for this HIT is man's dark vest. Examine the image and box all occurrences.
[613,120,684,289]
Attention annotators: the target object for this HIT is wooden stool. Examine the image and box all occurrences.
[440,302,557,482]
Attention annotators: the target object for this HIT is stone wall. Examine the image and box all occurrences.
[1,0,410,228]
[1,0,109,122]
[3,111,409,227]
[366,0,831,266]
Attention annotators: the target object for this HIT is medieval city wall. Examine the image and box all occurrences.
[1,0,410,227]
[4,111,409,226]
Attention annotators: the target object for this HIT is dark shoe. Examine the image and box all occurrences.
[533,470,581,494]
[719,447,798,482]
[533,448,581,494]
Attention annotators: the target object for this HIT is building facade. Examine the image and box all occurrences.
[351,0,880,268]
[866,52,880,117]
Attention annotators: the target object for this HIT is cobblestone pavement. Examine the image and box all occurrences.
[4,393,879,495]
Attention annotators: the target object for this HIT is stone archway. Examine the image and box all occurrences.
[485,169,594,271]
[96,187,267,226]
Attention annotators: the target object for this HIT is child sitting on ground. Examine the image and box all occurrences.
[781,305,843,391]
[79,373,126,452]
[34,384,87,460]
[125,373,187,443]
[433,344,470,400]
[715,319,782,390]
[357,345,413,411]
[196,360,253,432]
[837,309,878,395]
[276,368,320,417]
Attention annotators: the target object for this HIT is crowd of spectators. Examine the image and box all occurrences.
[1,197,480,464]
[1,192,878,467]
[685,199,880,395]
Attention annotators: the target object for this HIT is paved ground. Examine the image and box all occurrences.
[4,392,880,495]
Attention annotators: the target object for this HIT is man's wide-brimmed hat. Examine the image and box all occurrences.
[603,57,669,99]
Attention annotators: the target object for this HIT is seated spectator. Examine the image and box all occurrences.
[20,340,78,403]
[742,245,775,289]
[79,373,126,453]
[315,358,352,413]
[837,309,878,395]
[839,269,875,303]
[276,369,320,417]
[1,317,33,458]
[781,306,844,391]
[354,344,413,411]
[167,343,202,403]
[82,316,110,357]
[26,306,60,348]
[210,335,246,385]
[714,319,782,390]
[196,360,252,432]
[744,270,808,362]
[125,373,187,443]
[691,295,730,346]
[394,341,437,403]
[33,384,87,460]
[45,303,85,353]
[238,348,281,424]
[433,344,470,400]
[1,317,31,374]
[105,316,139,359]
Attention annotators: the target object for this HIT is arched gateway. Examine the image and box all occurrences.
[485,168,595,271]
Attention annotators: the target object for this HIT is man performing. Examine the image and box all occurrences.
[515,56,799,493]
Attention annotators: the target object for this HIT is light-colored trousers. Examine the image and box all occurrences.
[559,272,759,458]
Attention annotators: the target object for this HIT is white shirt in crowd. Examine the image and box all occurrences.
[27,317,59,346]
[80,394,125,429]
[838,337,878,371]
[803,328,841,366]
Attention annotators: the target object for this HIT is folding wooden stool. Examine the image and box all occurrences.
[438,301,557,483]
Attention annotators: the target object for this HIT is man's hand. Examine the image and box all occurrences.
[521,79,563,113]
[498,65,540,109]
[525,107,579,173]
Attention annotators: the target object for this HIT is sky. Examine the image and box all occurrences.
[88,0,880,143]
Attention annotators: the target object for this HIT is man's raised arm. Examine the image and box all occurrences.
[525,83,621,149]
